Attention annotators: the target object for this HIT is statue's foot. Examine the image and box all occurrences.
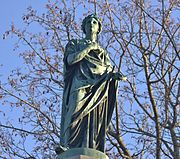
[55,145,68,154]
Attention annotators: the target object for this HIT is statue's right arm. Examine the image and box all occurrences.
[65,40,97,65]
[67,45,92,65]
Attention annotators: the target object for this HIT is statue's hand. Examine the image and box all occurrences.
[86,42,104,55]
[112,72,127,81]
[97,45,104,52]
[88,42,99,50]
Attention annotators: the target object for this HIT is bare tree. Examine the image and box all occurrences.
[0,0,179,159]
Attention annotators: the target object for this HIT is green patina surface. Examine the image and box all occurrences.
[59,14,126,153]
[57,148,109,159]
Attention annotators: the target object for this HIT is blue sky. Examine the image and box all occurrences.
[0,1,46,77]
[0,1,48,157]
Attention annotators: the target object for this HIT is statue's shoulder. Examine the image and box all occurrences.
[65,39,84,55]
[65,39,80,48]
[64,39,78,55]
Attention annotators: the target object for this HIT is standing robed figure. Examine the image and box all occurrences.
[60,14,125,153]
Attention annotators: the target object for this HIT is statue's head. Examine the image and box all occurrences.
[81,14,102,35]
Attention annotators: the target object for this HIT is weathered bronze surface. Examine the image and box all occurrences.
[60,14,125,153]
[57,148,109,159]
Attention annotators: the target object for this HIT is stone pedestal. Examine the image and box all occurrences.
[57,148,109,159]
[68,155,98,159]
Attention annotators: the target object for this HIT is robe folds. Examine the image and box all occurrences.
[60,39,117,152]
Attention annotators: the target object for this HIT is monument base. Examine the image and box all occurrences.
[57,148,109,159]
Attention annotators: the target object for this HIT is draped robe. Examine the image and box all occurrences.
[60,39,117,152]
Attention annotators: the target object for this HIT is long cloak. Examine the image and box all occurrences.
[60,39,117,152]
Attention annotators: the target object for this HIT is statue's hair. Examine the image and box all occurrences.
[81,14,102,34]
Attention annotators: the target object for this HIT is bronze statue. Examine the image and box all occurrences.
[59,14,126,153]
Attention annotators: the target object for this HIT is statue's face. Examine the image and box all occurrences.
[84,17,99,35]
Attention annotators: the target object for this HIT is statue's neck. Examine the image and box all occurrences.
[85,33,97,43]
